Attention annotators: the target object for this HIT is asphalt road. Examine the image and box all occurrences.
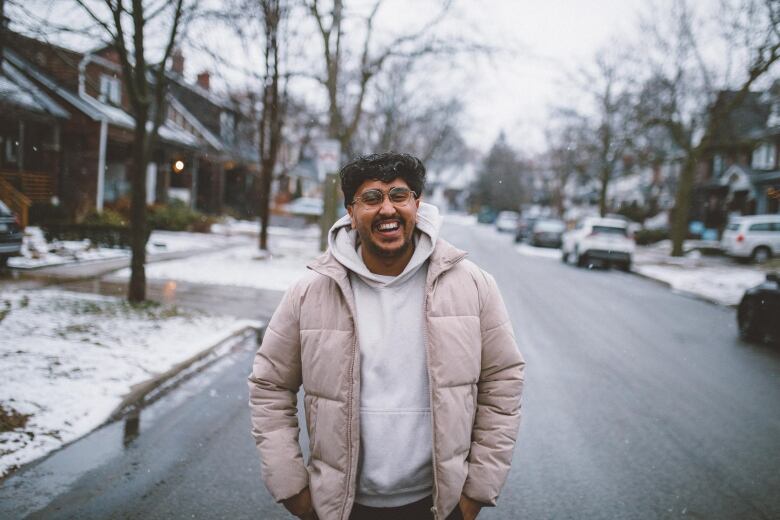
[2,220,779,519]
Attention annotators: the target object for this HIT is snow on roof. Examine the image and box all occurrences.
[0,60,69,119]
[5,49,200,149]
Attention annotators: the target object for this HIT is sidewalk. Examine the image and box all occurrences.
[632,240,775,306]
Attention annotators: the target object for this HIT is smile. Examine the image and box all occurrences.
[375,220,401,232]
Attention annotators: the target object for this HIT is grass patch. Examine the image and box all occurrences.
[0,404,30,433]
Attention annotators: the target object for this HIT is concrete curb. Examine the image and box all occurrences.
[109,324,265,422]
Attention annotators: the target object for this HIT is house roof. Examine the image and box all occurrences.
[5,49,200,150]
[0,59,70,119]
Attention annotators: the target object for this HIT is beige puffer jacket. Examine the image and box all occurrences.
[248,238,525,520]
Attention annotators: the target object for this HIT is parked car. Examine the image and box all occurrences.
[530,218,566,248]
[476,206,497,224]
[561,216,634,271]
[514,216,539,243]
[721,214,780,263]
[495,211,521,233]
[737,272,780,344]
[604,213,641,237]
[0,201,24,267]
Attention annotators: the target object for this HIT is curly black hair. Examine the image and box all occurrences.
[339,152,426,208]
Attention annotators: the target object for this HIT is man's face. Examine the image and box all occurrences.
[347,178,420,260]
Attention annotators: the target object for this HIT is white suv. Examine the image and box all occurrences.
[562,217,635,271]
[721,214,780,263]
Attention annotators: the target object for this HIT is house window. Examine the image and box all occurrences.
[752,142,776,170]
[220,111,235,144]
[99,74,121,105]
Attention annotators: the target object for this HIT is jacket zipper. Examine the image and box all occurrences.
[424,273,441,520]
[339,278,360,520]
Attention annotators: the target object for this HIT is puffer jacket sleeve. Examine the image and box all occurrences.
[462,271,525,506]
[248,283,309,502]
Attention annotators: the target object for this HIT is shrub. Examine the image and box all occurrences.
[147,199,213,232]
[82,208,128,227]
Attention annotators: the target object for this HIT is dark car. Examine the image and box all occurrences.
[737,273,780,345]
[0,201,24,267]
[530,218,566,248]
[514,216,538,243]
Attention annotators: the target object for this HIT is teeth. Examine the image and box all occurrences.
[377,221,399,231]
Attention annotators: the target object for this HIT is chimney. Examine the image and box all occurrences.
[197,71,210,91]
[171,48,184,75]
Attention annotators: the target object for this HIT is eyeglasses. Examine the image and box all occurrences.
[352,187,417,207]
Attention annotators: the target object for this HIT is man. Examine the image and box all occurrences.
[249,152,525,520]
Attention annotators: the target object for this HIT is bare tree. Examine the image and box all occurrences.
[305,0,479,156]
[256,0,286,251]
[354,60,468,170]
[637,0,780,256]
[63,0,188,301]
[573,49,638,217]
[544,111,593,217]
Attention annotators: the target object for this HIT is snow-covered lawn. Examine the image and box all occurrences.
[0,289,259,477]
[114,232,321,291]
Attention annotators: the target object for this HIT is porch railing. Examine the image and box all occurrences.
[0,177,31,228]
[0,171,55,204]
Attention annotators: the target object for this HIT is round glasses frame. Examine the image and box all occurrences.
[351,187,417,207]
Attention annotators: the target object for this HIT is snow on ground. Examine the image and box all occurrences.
[633,265,766,306]
[113,232,321,291]
[0,288,259,477]
[9,227,251,270]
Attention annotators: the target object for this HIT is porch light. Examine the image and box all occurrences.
[173,160,185,173]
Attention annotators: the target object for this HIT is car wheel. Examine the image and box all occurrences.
[737,297,763,341]
[0,256,7,268]
[752,246,771,264]
[576,252,588,268]
[561,250,569,263]
[619,259,632,272]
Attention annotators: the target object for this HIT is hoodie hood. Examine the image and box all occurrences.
[328,202,442,286]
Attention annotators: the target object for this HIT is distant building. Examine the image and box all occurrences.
[696,82,780,228]
[0,32,260,222]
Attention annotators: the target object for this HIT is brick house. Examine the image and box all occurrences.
[165,52,261,216]
[695,82,780,230]
[1,32,210,221]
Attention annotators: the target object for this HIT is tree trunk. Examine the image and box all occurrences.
[128,123,149,303]
[598,168,609,217]
[670,152,698,257]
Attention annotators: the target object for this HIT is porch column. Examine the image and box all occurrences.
[17,120,24,171]
[190,155,199,211]
[96,119,108,211]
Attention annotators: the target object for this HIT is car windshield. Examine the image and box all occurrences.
[592,225,627,236]
[0,201,11,215]
[535,220,565,232]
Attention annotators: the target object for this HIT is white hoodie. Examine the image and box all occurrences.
[328,202,442,507]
